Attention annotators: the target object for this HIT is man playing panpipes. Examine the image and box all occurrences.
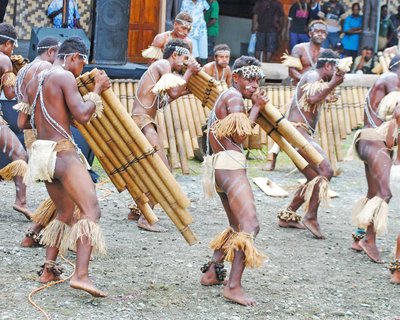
[277,50,344,239]
[266,20,327,171]
[200,56,267,306]
[129,39,201,231]
[22,37,111,297]
[0,23,31,219]
[350,55,400,264]
[142,12,193,62]
[202,43,232,87]
[14,36,60,247]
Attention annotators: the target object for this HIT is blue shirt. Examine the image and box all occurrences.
[180,0,210,39]
[341,14,362,51]
[47,0,80,29]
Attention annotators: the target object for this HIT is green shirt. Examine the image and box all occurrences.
[379,17,395,37]
[205,0,219,37]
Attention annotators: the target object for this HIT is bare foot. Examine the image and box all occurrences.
[200,264,226,286]
[302,218,325,239]
[351,240,363,252]
[263,153,277,171]
[223,285,256,306]
[70,277,107,297]
[21,236,39,248]
[137,215,166,232]
[13,204,32,221]
[390,270,400,284]
[278,219,306,229]
[38,269,60,284]
[359,239,383,263]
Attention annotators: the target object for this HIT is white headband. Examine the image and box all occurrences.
[37,42,61,50]
[0,34,18,47]
[175,18,192,28]
[232,65,264,79]
[317,57,339,63]
[390,59,400,70]
[175,46,190,56]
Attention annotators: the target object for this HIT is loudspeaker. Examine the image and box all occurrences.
[28,27,91,61]
[91,0,131,65]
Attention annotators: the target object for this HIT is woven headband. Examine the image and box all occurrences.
[215,50,230,56]
[0,34,18,47]
[174,46,190,56]
[175,18,192,28]
[37,42,61,50]
[232,65,264,79]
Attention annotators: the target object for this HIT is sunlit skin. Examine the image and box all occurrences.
[202,52,232,87]
[200,68,269,306]
[150,21,193,55]
[129,52,201,231]
[0,37,31,219]
[21,49,111,297]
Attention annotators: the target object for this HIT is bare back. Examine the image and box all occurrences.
[18,60,52,101]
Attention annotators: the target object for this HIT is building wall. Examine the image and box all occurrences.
[4,0,93,40]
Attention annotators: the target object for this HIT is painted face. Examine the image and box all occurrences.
[215,52,230,68]
[236,75,260,99]
[173,21,191,38]
[310,24,327,44]
[172,52,189,73]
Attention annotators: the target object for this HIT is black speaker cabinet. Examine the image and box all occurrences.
[91,0,131,65]
[28,27,91,61]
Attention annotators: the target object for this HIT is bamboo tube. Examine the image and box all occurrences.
[204,105,211,118]
[76,122,126,192]
[164,104,181,169]
[176,96,195,159]
[127,82,135,114]
[378,52,389,73]
[248,125,262,149]
[335,89,347,140]
[285,86,292,112]
[357,86,366,124]
[352,87,362,126]
[156,110,169,150]
[346,87,357,129]
[84,73,191,210]
[187,94,203,136]
[260,127,267,144]
[259,102,324,166]
[170,99,190,174]
[182,95,200,150]
[194,96,207,125]
[385,55,391,71]
[278,86,286,113]
[119,82,128,112]
[317,108,330,161]
[341,87,352,135]
[256,116,309,170]
[80,85,196,241]
[272,86,279,110]
[329,100,343,161]
[112,82,120,100]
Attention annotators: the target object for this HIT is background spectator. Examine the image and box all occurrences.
[47,0,81,29]
[205,0,219,62]
[252,0,284,62]
[180,0,209,65]
[378,5,395,51]
[0,0,8,23]
[287,0,310,52]
[341,2,362,61]
[352,46,376,74]
[319,0,345,49]
[388,5,400,47]
[333,41,344,58]
[310,0,321,21]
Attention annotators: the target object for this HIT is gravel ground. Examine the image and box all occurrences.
[0,156,399,320]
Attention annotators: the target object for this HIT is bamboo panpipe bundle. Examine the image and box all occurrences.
[176,96,195,159]
[119,82,128,111]
[256,116,309,170]
[187,70,224,109]
[351,87,363,126]
[170,99,190,174]
[164,104,181,169]
[188,94,203,136]
[203,105,211,118]
[181,95,199,151]
[285,86,292,112]
[76,78,157,225]
[193,95,207,125]
[156,110,169,150]
[127,82,135,114]
[272,86,279,110]
[248,125,262,150]
[11,55,29,75]
[323,104,338,172]
[266,136,274,161]
[278,85,286,113]
[112,82,120,102]
[329,98,343,161]
[259,102,324,166]
[260,127,267,144]
[341,87,352,134]
[78,70,197,244]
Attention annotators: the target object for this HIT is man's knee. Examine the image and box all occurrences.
[241,217,260,236]
[12,147,28,162]
[318,163,334,180]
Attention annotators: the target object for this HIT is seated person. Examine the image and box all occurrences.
[352,47,376,74]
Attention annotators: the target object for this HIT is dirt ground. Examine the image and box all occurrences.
[0,155,400,320]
